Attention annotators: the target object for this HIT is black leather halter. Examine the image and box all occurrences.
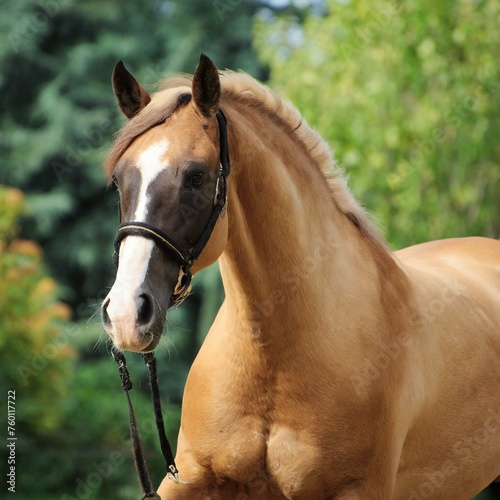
[113,109,230,303]
[110,109,230,499]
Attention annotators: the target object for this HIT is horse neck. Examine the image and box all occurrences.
[218,104,407,349]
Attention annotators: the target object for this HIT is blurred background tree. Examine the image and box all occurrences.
[0,0,498,498]
[0,185,74,495]
[0,186,74,432]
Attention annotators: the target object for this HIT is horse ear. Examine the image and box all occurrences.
[112,61,151,119]
[192,54,221,117]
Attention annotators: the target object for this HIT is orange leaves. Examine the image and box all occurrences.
[0,185,75,432]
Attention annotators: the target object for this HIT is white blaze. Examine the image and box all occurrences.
[105,140,170,340]
[134,140,171,221]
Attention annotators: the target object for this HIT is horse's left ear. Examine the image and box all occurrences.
[112,61,151,119]
[192,54,221,117]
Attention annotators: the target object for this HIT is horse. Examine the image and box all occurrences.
[101,54,500,499]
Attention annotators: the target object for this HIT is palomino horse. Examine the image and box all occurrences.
[102,55,500,499]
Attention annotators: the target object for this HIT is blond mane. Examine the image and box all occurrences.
[107,70,387,249]
[227,71,386,248]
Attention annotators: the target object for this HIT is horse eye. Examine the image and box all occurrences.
[190,172,204,188]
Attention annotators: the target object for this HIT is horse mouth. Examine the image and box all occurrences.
[102,295,165,353]
[110,330,161,354]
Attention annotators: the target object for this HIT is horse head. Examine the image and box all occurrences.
[102,55,228,352]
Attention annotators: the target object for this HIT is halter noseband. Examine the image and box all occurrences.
[112,109,230,303]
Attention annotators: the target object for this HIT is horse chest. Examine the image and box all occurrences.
[183,334,373,496]
[265,425,330,497]
[208,414,268,483]
[205,416,334,498]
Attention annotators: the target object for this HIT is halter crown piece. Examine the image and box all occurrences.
[110,109,230,499]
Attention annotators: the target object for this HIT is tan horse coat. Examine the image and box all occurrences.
[104,58,500,499]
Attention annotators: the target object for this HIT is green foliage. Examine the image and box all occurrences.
[255,0,500,248]
[53,333,182,499]
[20,333,183,498]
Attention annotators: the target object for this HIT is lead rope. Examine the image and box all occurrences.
[112,348,178,499]
[143,352,179,481]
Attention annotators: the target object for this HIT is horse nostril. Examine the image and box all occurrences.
[137,293,154,326]
[102,298,111,327]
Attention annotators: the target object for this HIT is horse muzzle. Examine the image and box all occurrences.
[102,289,164,353]
[101,235,181,352]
